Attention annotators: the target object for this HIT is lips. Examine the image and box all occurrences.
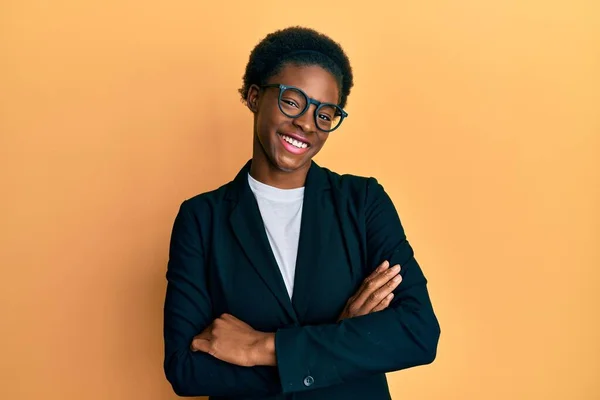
[278,133,311,154]
[279,132,310,148]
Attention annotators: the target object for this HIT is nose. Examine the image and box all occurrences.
[292,105,317,133]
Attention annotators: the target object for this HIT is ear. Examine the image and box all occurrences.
[246,84,261,113]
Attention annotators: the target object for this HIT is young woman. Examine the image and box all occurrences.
[163,26,440,400]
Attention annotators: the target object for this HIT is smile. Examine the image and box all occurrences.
[279,134,309,149]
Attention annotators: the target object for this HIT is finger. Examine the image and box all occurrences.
[364,273,402,310]
[373,260,390,275]
[196,330,212,340]
[191,338,211,353]
[191,331,212,351]
[359,261,388,291]
[369,263,400,287]
[345,295,356,306]
[355,267,401,312]
[220,313,250,329]
[363,260,390,284]
[371,293,394,312]
[354,264,401,309]
[357,261,389,296]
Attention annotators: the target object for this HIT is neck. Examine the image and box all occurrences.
[250,148,310,190]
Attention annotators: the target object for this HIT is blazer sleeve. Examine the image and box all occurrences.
[163,200,282,397]
[275,178,441,394]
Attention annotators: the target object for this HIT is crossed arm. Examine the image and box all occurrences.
[188,258,401,366]
[163,179,440,397]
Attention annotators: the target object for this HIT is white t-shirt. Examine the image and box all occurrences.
[248,173,304,299]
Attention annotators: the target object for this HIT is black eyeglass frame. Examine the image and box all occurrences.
[260,83,348,133]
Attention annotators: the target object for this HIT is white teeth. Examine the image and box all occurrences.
[281,134,308,149]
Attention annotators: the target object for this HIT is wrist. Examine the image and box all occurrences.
[252,332,276,366]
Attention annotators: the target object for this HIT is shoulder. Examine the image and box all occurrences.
[178,180,233,215]
[319,165,385,205]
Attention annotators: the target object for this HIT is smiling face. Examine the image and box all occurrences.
[246,64,341,184]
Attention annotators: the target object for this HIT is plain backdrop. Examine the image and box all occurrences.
[1,1,598,399]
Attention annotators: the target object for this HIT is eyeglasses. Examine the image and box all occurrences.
[260,84,348,132]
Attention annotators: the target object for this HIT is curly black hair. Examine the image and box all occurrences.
[239,26,354,108]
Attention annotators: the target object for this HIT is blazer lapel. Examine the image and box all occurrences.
[227,161,299,323]
[291,161,334,319]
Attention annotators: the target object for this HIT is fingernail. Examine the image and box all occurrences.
[393,275,402,282]
[388,293,394,299]
[378,261,389,271]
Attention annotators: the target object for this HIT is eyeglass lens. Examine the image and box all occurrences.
[279,87,342,132]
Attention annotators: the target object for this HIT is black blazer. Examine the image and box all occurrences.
[163,160,440,400]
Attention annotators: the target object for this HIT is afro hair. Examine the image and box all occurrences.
[239,26,354,108]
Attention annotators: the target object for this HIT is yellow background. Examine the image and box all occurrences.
[1,1,598,399]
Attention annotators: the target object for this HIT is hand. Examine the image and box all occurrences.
[337,260,402,322]
[190,313,276,367]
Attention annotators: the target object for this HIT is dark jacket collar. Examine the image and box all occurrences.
[226,159,333,323]
[225,159,330,202]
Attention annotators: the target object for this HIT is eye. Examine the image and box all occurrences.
[318,113,332,121]
[318,104,340,122]
[281,98,300,109]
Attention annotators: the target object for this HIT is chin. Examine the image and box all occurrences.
[272,153,310,173]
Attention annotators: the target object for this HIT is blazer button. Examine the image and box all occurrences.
[303,375,314,387]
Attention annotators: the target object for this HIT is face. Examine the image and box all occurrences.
[247,64,341,173]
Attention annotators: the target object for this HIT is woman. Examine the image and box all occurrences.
[163,26,440,400]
